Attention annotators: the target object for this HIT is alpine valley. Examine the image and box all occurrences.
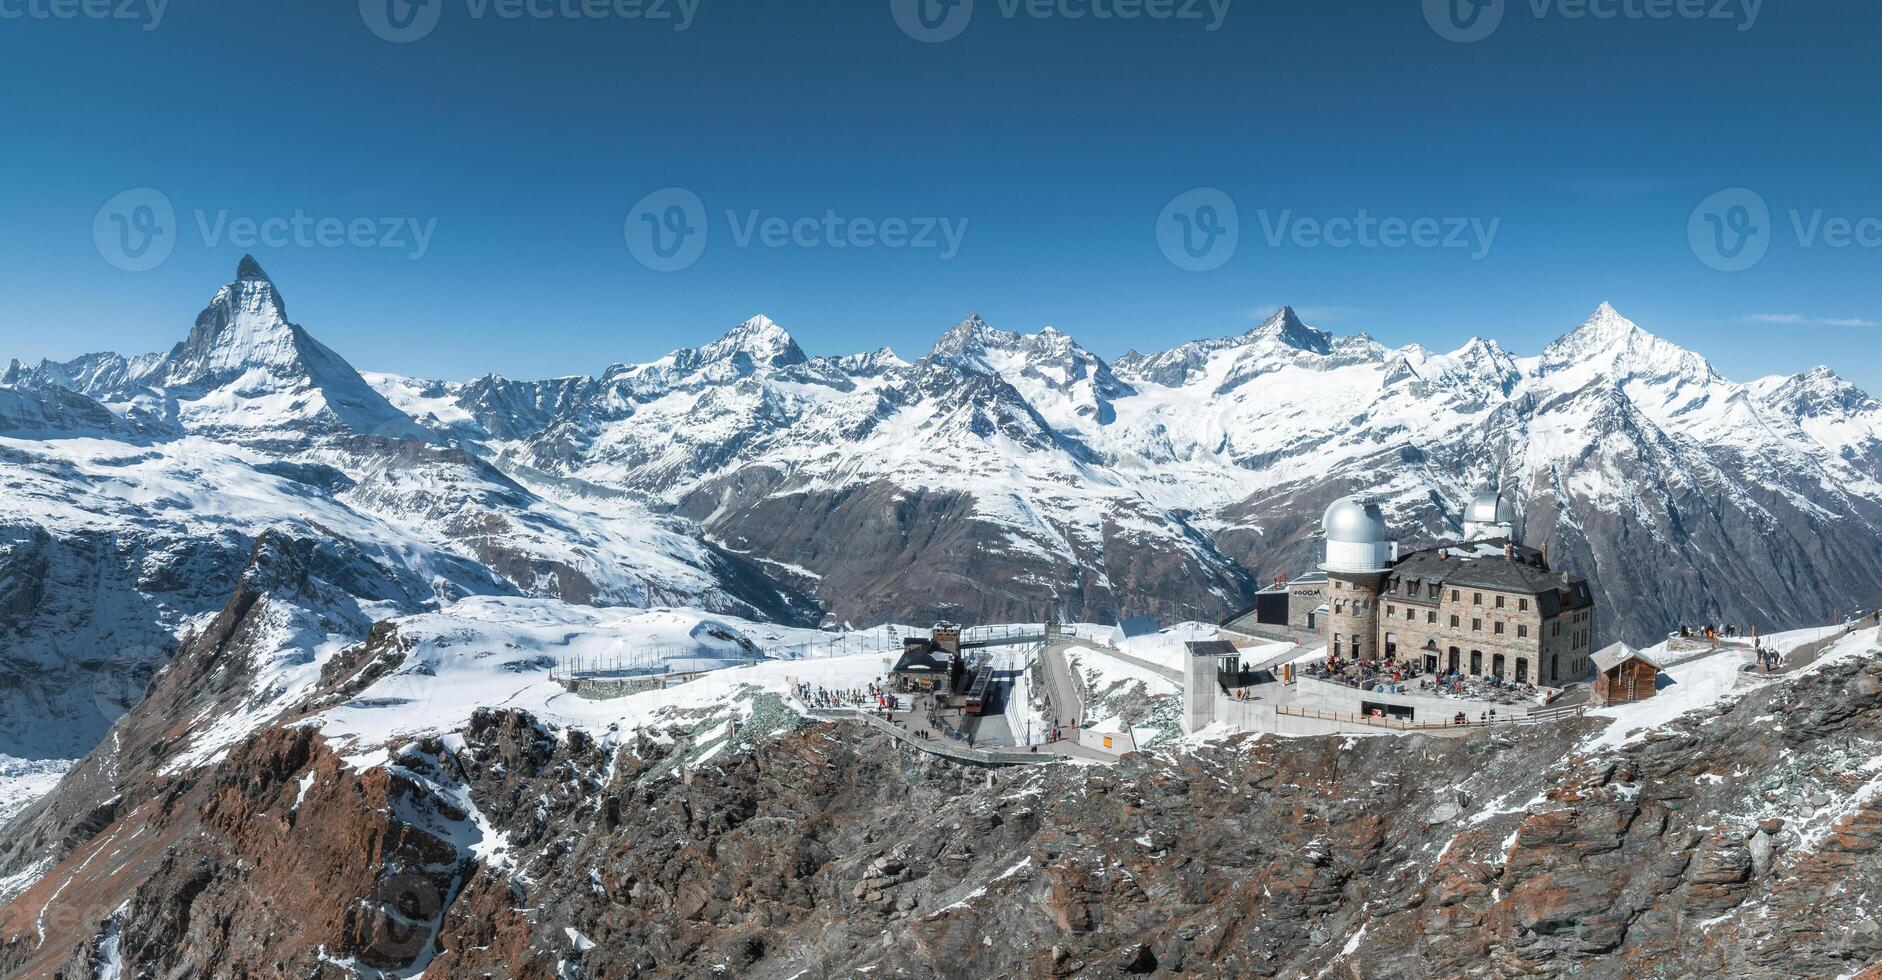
[2,257,1881,782]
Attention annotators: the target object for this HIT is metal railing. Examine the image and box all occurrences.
[1275,702,1589,732]
[805,708,1056,766]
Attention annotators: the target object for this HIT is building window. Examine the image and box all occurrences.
[1494,622,1504,635]
[1519,598,1529,612]
[1407,607,1417,621]
[1334,636,1342,656]
[1428,583,1439,599]
[1427,611,1436,624]
[1517,625,1528,638]
[1516,658,1529,684]
[1495,595,1505,609]
[1472,618,1482,632]
[1450,615,1460,628]
[1473,592,1483,605]
[1451,589,1459,601]
[1470,650,1483,675]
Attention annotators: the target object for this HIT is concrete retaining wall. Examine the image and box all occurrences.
[1290,676,1540,721]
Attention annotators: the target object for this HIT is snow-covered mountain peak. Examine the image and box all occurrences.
[698,315,807,370]
[1758,364,1881,418]
[928,312,1018,364]
[235,252,272,283]
[1396,336,1521,391]
[97,257,428,440]
[165,256,300,385]
[835,346,908,377]
[2,359,20,385]
[1247,306,1334,354]
[1537,303,1716,385]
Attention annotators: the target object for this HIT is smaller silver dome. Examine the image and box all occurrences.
[1323,496,1390,544]
[1464,490,1516,525]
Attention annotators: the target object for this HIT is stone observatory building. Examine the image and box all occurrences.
[1227,487,1597,689]
[1320,495,1397,663]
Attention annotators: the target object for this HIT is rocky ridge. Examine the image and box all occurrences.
[3,578,1880,976]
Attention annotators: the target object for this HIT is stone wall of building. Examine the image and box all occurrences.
[1328,572,1384,661]
[1378,579,1590,687]
[1288,581,1326,630]
[1541,606,1596,685]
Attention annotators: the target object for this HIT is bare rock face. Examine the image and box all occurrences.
[679,476,1252,627]
[7,628,1882,977]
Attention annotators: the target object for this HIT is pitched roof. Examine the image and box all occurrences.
[1386,546,1594,615]
[892,648,953,674]
[1593,642,1662,671]
[1118,615,1160,638]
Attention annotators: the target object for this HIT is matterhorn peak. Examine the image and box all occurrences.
[235,253,272,283]
[168,258,297,381]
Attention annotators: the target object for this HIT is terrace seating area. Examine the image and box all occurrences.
[1301,657,1545,708]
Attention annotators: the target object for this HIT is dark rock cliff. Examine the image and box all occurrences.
[5,629,1882,977]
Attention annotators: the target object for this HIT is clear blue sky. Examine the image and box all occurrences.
[1,0,1878,390]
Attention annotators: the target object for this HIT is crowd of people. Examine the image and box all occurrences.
[1304,655,1541,706]
[1680,623,1751,641]
[795,681,899,712]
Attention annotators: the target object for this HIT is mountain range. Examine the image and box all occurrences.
[4,256,1881,770]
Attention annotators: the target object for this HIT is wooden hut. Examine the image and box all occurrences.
[1593,642,1662,704]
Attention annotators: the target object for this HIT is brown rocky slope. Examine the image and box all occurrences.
[3,565,1882,977]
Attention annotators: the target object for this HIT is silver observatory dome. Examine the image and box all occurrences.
[1323,496,1390,545]
[1464,490,1517,526]
[1321,495,1396,574]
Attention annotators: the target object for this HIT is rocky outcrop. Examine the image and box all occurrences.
[7,625,1881,977]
